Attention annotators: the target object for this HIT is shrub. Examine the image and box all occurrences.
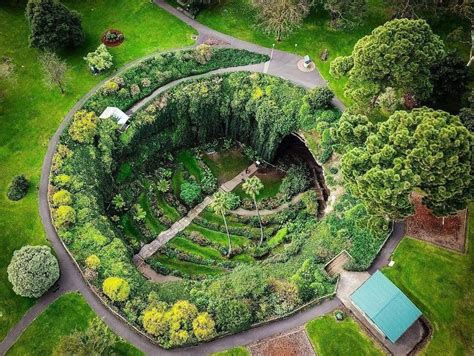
[279,165,310,199]
[7,175,29,201]
[52,189,72,207]
[85,254,100,270]
[180,181,202,206]
[132,203,146,222]
[102,277,130,302]
[7,245,60,298]
[68,110,98,144]
[130,84,141,97]
[213,299,252,332]
[143,306,167,337]
[192,312,216,341]
[102,80,119,94]
[301,190,319,216]
[53,174,71,188]
[307,87,334,110]
[54,205,76,228]
[84,44,113,73]
[194,44,213,64]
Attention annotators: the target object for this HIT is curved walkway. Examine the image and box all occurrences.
[0,3,406,355]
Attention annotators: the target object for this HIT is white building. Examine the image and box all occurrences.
[99,107,130,129]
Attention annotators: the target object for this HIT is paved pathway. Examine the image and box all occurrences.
[137,163,257,261]
[0,3,412,355]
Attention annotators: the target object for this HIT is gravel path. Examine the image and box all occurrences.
[0,3,409,355]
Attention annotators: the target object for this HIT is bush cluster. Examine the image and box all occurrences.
[7,175,29,201]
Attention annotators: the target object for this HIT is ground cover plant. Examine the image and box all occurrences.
[48,65,390,348]
[306,314,383,356]
[7,292,142,356]
[383,206,474,355]
[0,0,196,340]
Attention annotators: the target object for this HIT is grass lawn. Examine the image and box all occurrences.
[137,193,167,236]
[306,314,383,356]
[169,236,224,260]
[155,192,181,221]
[203,149,251,184]
[187,223,249,247]
[176,149,204,181]
[383,205,473,355]
[0,0,194,340]
[234,171,283,201]
[151,254,225,277]
[212,347,250,356]
[198,0,471,104]
[7,292,142,356]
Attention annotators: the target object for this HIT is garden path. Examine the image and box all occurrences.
[136,163,258,262]
[231,191,306,217]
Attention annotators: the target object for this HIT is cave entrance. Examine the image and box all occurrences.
[273,133,330,216]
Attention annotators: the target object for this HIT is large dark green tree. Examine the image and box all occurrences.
[330,19,445,111]
[342,108,473,219]
[26,0,84,51]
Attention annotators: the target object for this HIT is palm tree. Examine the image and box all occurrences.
[242,176,265,246]
[210,191,232,257]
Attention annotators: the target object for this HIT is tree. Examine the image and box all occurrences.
[39,51,68,94]
[342,108,473,219]
[192,312,216,341]
[68,110,98,144]
[329,55,353,79]
[210,191,233,256]
[102,277,130,302]
[332,19,445,111]
[84,44,113,73]
[25,0,84,51]
[7,175,29,201]
[252,0,310,41]
[242,176,265,246]
[213,299,252,332]
[323,0,367,29]
[306,87,334,110]
[156,179,170,193]
[53,317,118,356]
[194,44,213,64]
[333,112,374,149]
[132,204,146,222]
[7,245,59,298]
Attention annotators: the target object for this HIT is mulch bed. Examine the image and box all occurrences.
[101,29,124,47]
[248,328,315,356]
[406,194,467,252]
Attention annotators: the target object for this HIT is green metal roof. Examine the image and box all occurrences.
[351,270,422,343]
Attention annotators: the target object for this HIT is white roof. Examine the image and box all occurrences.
[99,107,130,126]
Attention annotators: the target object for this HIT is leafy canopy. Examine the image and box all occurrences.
[342,108,473,219]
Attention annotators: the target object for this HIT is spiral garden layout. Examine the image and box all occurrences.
[47,46,389,348]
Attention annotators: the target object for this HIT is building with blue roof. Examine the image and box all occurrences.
[351,270,422,343]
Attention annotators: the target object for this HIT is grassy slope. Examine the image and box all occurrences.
[198,0,470,104]
[152,254,225,276]
[187,223,249,247]
[306,315,383,356]
[0,0,195,340]
[169,236,224,260]
[383,204,474,355]
[7,292,142,356]
[203,149,251,183]
[176,149,204,181]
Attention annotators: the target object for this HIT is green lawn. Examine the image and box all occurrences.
[212,347,250,356]
[234,171,283,201]
[7,292,142,356]
[383,206,474,355]
[198,0,471,104]
[306,315,383,356]
[0,0,194,340]
[176,149,204,181]
[202,149,251,183]
[169,236,224,260]
[187,223,249,247]
[137,193,167,235]
[151,254,225,277]
[155,192,181,221]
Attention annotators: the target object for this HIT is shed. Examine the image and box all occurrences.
[351,270,422,343]
[99,107,130,128]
